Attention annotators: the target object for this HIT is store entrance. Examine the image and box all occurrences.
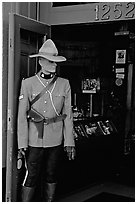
[51,20,135,197]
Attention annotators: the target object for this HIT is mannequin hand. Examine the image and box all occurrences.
[64,146,76,160]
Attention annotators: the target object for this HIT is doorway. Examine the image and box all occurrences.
[51,21,135,196]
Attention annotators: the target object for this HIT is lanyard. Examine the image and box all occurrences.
[36,75,59,116]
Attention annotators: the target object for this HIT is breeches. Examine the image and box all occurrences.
[23,145,62,187]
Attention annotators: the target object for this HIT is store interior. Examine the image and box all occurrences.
[47,20,135,201]
[51,20,134,117]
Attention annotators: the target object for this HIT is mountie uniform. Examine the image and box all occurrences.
[18,74,75,149]
[18,39,76,202]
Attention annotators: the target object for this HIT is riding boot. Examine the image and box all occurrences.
[21,186,35,202]
[43,182,57,202]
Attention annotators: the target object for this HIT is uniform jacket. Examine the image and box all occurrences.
[17,74,75,149]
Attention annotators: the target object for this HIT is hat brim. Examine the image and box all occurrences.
[29,53,66,62]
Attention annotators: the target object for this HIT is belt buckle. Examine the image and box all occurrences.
[44,117,49,125]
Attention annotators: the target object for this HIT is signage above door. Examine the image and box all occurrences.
[50,2,135,25]
[94,2,135,22]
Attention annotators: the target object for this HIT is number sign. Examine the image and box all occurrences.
[94,2,135,22]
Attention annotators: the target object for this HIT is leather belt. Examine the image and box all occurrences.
[43,114,67,125]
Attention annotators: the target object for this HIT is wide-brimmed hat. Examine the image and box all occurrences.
[29,39,66,62]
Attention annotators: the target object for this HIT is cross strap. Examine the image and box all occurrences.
[30,75,58,106]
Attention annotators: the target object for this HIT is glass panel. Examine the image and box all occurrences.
[20,54,28,79]
[20,28,44,78]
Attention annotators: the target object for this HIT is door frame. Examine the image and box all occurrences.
[6,13,50,201]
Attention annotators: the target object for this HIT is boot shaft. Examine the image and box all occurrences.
[43,182,57,202]
[21,186,35,202]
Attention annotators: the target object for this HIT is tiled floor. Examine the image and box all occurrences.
[57,181,135,202]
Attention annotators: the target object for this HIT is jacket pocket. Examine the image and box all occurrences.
[51,93,65,115]
[52,93,65,105]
